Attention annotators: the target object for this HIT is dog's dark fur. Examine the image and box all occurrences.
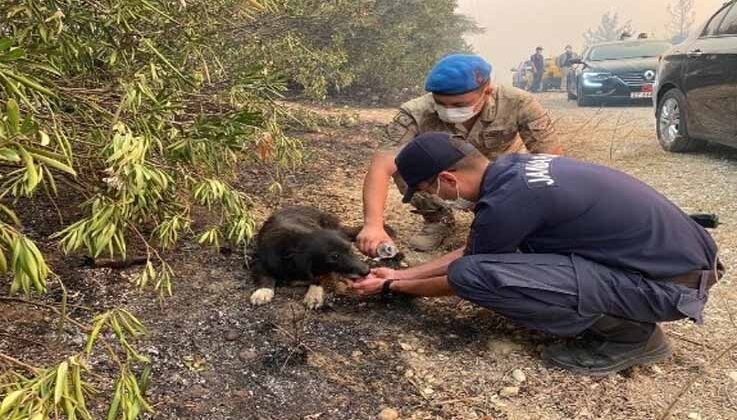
[250,206,371,308]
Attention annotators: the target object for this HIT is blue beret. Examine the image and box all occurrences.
[425,54,492,95]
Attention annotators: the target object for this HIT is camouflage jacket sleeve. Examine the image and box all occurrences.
[517,95,562,154]
[378,109,419,152]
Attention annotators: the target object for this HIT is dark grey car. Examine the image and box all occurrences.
[567,40,671,107]
[654,0,737,152]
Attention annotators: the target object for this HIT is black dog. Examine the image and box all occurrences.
[249,206,371,309]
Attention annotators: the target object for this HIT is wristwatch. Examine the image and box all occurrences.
[381,279,397,299]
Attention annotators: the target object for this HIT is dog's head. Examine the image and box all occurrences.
[294,230,370,279]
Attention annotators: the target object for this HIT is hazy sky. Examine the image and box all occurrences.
[457,0,726,83]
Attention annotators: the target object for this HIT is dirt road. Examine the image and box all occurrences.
[5,93,736,420]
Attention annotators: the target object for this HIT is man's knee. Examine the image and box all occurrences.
[448,255,491,297]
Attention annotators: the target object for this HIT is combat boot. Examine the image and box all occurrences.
[408,210,455,252]
[542,315,672,376]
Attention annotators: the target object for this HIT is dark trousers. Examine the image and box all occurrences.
[532,72,543,92]
[447,253,709,337]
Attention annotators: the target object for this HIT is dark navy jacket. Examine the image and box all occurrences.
[466,154,719,279]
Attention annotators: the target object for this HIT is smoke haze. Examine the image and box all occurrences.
[457,0,727,83]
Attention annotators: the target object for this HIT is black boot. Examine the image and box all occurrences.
[542,315,672,376]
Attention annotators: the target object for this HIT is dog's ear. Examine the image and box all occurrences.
[291,251,314,282]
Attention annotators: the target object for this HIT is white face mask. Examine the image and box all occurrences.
[436,178,475,211]
[435,94,485,124]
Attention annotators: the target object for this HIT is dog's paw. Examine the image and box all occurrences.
[250,288,275,306]
[303,285,325,309]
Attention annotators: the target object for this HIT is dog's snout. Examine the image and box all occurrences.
[357,262,370,277]
[342,257,370,278]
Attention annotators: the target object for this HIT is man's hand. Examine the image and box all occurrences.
[351,267,403,296]
[370,267,400,280]
[350,273,387,296]
[356,225,392,257]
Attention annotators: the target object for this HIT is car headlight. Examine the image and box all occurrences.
[582,72,612,88]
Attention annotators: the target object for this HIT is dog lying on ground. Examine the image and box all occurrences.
[249,206,372,309]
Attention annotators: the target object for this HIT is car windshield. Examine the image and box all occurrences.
[587,42,671,61]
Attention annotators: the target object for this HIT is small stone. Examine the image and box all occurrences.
[404,369,415,378]
[224,329,239,341]
[351,350,364,360]
[378,408,399,420]
[374,340,389,351]
[487,339,522,356]
[238,349,257,362]
[399,342,413,351]
[728,371,737,383]
[232,389,250,399]
[189,384,209,399]
[651,365,664,375]
[334,281,351,296]
[512,369,526,383]
[421,387,434,397]
[687,413,702,420]
[499,386,519,398]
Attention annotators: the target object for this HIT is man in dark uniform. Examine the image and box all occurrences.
[530,46,545,93]
[357,54,562,256]
[352,132,722,375]
[557,45,579,91]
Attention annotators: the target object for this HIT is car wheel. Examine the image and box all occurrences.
[656,89,706,153]
[576,84,593,107]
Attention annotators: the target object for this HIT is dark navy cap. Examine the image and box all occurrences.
[395,132,478,203]
[425,54,492,95]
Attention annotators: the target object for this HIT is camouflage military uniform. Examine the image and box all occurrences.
[382,85,560,221]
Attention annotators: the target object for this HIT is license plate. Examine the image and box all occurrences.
[631,91,652,98]
[632,84,653,98]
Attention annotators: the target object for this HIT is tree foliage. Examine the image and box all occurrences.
[0,0,298,417]
[583,12,635,48]
[252,0,481,98]
[666,0,696,43]
[344,0,481,95]
[0,0,476,418]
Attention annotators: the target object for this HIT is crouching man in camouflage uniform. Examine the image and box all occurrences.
[357,54,563,256]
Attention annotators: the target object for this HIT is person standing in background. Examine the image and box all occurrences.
[530,46,545,93]
[557,45,579,91]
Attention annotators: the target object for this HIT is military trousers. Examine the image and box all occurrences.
[447,253,710,337]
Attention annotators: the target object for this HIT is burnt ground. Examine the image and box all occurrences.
[2,92,737,420]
